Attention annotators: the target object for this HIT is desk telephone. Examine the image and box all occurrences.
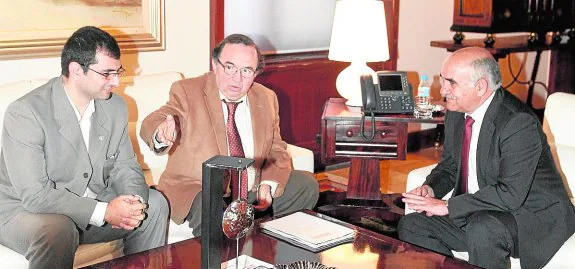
[359,71,415,141]
[360,71,414,114]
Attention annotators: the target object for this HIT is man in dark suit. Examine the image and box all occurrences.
[398,47,575,269]
[0,26,168,268]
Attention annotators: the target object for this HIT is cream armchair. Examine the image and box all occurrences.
[0,72,315,268]
[404,92,575,268]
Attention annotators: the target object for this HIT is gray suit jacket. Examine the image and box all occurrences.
[0,77,147,230]
[425,88,575,269]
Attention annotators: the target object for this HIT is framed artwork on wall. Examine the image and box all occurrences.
[0,0,165,60]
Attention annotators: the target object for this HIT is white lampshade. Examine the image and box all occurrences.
[329,0,390,106]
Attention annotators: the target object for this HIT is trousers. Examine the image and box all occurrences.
[398,210,518,269]
[186,170,319,237]
[0,189,169,269]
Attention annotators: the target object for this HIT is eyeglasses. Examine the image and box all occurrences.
[86,65,126,80]
[216,59,256,79]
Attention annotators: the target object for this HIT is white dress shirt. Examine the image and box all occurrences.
[64,92,108,226]
[465,91,496,194]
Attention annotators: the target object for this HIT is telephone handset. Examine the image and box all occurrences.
[360,74,379,112]
[360,71,415,141]
[360,74,377,141]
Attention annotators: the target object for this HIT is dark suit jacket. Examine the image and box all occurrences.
[139,72,292,224]
[0,77,148,229]
[425,88,575,269]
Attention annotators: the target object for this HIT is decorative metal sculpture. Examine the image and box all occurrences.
[223,169,255,269]
[201,156,254,269]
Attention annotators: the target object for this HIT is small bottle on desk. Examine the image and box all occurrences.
[414,75,432,119]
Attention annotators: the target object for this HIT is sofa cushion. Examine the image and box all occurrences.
[543,92,575,198]
[286,144,314,173]
[116,72,183,122]
[0,244,27,269]
[128,121,168,186]
[73,241,124,268]
[115,72,184,186]
[0,241,123,269]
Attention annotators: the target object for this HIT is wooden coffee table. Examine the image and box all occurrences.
[86,210,477,269]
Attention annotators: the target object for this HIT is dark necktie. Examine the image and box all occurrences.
[460,115,475,194]
[224,100,248,200]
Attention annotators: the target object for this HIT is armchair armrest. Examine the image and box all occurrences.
[286,144,314,173]
[404,163,456,214]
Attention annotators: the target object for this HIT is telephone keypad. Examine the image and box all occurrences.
[379,95,414,113]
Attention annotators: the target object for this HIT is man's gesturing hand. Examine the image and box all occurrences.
[155,115,177,146]
[104,195,147,230]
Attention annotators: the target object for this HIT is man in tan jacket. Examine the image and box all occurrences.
[140,34,319,236]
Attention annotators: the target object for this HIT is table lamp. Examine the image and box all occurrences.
[329,0,390,107]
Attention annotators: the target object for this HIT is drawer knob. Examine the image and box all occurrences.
[380,131,386,137]
[346,130,353,137]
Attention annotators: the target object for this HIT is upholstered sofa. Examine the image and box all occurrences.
[405,92,575,268]
[0,72,315,268]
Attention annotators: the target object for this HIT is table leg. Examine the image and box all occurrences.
[347,158,381,200]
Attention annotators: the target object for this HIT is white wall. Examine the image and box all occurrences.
[0,0,210,85]
[0,0,553,110]
[397,0,551,132]
[224,0,335,54]
[397,0,550,109]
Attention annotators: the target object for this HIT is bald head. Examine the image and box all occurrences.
[444,47,502,91]
[440,47,502,113]
[449,47,494,62]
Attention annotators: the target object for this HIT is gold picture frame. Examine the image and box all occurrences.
[0,0,165,60]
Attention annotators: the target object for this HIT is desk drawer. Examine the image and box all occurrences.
[334,121,399,158]
[335,121,398,143]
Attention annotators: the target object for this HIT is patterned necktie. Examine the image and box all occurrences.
[460,115,475,194]
[224,100,248,200]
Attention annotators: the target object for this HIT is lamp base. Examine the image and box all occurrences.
[336,62,376,107]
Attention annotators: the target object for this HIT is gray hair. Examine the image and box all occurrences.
[469,57,502,89]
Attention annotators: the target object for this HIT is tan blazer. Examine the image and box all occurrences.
[140,72,292,224]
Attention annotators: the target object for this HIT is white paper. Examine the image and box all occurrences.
[221,254,275,269]
[260,212,355,249]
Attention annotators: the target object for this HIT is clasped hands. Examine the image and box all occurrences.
[402,185,449,217]
[104,195,148,230]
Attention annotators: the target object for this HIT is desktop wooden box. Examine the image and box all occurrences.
[451,0,575,34]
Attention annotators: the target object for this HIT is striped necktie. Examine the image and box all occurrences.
[223,100,248,200]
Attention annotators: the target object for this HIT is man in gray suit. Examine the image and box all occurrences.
[0,26,168,268]
[398,47,575,269]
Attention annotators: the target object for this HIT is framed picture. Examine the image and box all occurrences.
[0,0,165,60]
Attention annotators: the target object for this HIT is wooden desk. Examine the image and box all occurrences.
[87,211,477,269]
[320,98,444,199]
